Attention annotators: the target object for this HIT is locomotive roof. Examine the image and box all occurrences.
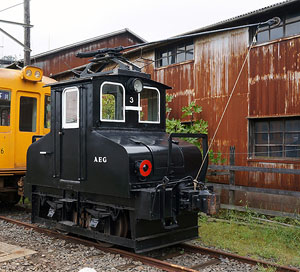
[46,68,171,90]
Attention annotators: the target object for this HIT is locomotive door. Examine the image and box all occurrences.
[60,86,82,181]
[15,91,40,168]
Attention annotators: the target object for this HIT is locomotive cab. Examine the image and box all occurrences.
[25,48,216,253]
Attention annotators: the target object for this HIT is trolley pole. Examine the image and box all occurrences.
[24,0,30,66]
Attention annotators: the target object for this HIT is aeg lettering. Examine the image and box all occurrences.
[94,156,107,163]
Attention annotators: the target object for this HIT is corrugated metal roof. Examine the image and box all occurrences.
[31,28,147,59]
[177,0,296,36]
[52,0,299,78]
[126,0,297,54]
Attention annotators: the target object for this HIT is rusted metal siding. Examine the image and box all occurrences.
[135,29,250,185]
[233,190,300,213]
[132,51,195,121]
[155,62,195,120]
[249,37,300,116]
[247,37,300,191]
[134,28,300,202]
[247,161,300,191]
[194,28,250,179]
[32,33,143,77]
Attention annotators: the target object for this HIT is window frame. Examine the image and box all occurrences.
[100,81,125,123]
[138,86,160,124]
[0,89,11,127]
[249,117,300,160]
[255,12,300,44]
[44,94,51,129]
[19,96,37,132]
[62,86,79,129]
[155,41,194,68]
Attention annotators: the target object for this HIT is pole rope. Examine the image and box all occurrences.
[195,27,260,182]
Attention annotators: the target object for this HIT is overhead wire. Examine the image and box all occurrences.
[0,2,24,13]
[209,148,300,156]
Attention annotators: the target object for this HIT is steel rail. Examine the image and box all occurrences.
[0,216,197,272]
[0,215,298,272]
[181,243,299,272]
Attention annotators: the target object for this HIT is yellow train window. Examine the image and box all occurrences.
[19,96,37,132]
[44,95,51,128]
[0,90,11,126]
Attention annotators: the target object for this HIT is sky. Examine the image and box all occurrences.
[0,0,285,60]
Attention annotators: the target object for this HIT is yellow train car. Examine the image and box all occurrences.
[0,66,55,204]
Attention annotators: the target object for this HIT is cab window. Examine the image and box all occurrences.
[100,82,125,122]
[19,96,37,132]
[62,87,79,129]
[139,87,160,123]
[44,95,51,128]
[0,90,11,126]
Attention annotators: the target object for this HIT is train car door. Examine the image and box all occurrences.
[15,91,40,168]
[0,89,12,169]
[60,86,81,181]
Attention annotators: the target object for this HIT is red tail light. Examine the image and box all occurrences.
[139,160,152,177]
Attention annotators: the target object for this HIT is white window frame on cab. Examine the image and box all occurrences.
[138,86,160,124]
[100,81,125,123]
[62,86,79,129]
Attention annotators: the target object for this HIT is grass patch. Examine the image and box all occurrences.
[256,264,277,272]
[18,197,32,208]
[198,210,300,268]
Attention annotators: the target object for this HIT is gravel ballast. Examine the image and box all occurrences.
[0,207,259,271]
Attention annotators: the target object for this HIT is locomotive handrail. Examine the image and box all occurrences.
[150,175,195,230]
[150,176,193,213]
[167,133,208,182]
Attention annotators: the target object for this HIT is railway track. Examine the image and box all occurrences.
[0,215,298,272]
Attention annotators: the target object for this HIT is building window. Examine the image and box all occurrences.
[256,12,300,44]
[249,118,300,159]
[155,41,194,68]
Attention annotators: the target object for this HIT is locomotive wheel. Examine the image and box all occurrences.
[86,214,91,229]
[113,211,129,238]
[0,192,21,206]
[73,211,78,225]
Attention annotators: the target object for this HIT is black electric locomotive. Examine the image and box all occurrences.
[25,47,216,253]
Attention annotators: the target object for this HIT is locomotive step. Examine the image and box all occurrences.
[58,198,77,203]
[58,221,76,227]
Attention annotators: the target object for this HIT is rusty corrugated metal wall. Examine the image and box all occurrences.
[137,28,300,213]
[249,38,300,117]
[156,63,195,120]
[195,28,249,171]
[136,28,250,172]
[247,37,300,195]
[32,32,143,77]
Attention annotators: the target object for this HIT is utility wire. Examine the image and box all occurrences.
[210,148,300,156]
[0,2,24,13]
[195,26,261,181]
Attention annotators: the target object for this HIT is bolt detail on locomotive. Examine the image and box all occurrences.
[25,48,217,253]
